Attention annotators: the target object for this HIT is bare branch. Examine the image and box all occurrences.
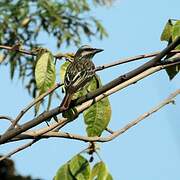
[5,64,180,143]
[95,49,180,72]
[6,83,63,132]
[0,116,14,123]
[77,36,180,105]
[15,89,179,143]
[0,117,70,160]
[0,38,179,145]
[0,139,38,162]
[105,128,114,134]
[0,59,180,145]
[0,45,73,60]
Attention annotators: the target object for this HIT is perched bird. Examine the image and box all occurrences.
[60,45,103,110]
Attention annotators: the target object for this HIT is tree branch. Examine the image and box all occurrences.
[0,139,39,162]
[76,36,180,105]
[13,89,179,143]
[0,116,14,124]
[0,45,73,60]
[6,83,63,131]
[0,37,179,145]
[95,49,180,72]
[1,60,180,144]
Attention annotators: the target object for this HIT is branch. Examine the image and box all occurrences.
[0,116,14,123]
[0,45,73,61]
[95,49,180,72]
[2,75,178,161]
[76,36,180,105]
[14,89,179,143]
[0,139,38,162]
[4,61,180,144]
[6,83,63,131]
[0,117,69,161]
[0,38,179,144]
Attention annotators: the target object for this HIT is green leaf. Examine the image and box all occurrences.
[172,20,180,49]
[160,20,173,42]
[60,61,70,83]
[54,164,74,180]
[83,76,111,137]
[69,154,90,180]
[91,161,113,180]
[35,52,56,92]
[166,64,180,80]
[34,51,55,114]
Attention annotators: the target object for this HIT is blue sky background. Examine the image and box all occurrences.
[0,0,180,179]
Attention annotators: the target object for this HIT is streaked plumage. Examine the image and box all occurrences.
[60,45,103,110]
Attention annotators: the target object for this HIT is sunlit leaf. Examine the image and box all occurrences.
[35,52,56,92]
[160,20,173,42]
[0,0,108,98]
[60,61,70,83]
[172,20,180,49]
[54,164,74,180]
[34,51,55,114]
[83,76,111,137]
[91,161,113,180]
[69,154,90,180]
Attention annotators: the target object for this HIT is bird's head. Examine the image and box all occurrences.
[74,45,103,60]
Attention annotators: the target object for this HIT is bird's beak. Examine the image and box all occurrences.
[93,48,104,54]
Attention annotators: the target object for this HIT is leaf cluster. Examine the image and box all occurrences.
[0,0,109,97]
[161,19,180,80]
[55,154,112,180]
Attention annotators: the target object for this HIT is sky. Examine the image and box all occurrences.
[0,0,180,179]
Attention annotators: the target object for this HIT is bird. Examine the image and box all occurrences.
[60,45,103,110]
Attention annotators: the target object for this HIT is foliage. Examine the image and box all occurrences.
[0,0,109,98]
[54,154,112,180]
[0,1,179,179]
[83,76,111,137]
[161,19,180,80]
[60,62,111,137]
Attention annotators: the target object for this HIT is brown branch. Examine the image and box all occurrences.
[76,36,180,105]
[0,38,179,145]
[1,58,180,145]
[0,117,69,161]
[95,49,180,72]
[14,89,179,143]
[0,45,73,60]
[6,83,63,131]
[4,62,180,144]
[0,139,38,162]
[0,116,14,123]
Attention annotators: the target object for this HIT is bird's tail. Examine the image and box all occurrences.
[60,92,74,111]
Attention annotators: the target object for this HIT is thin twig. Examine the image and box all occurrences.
[1,44,180,72]
[16,89,179,143]
[0,58,179,145]
[0,116,14,123]
[6,83,63,131]
[95,49,180,72]
[105,128,114,134]
[76,36,180,105]
[0,118,69,160]
[0,45,73,60]
[0,139,39,162]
